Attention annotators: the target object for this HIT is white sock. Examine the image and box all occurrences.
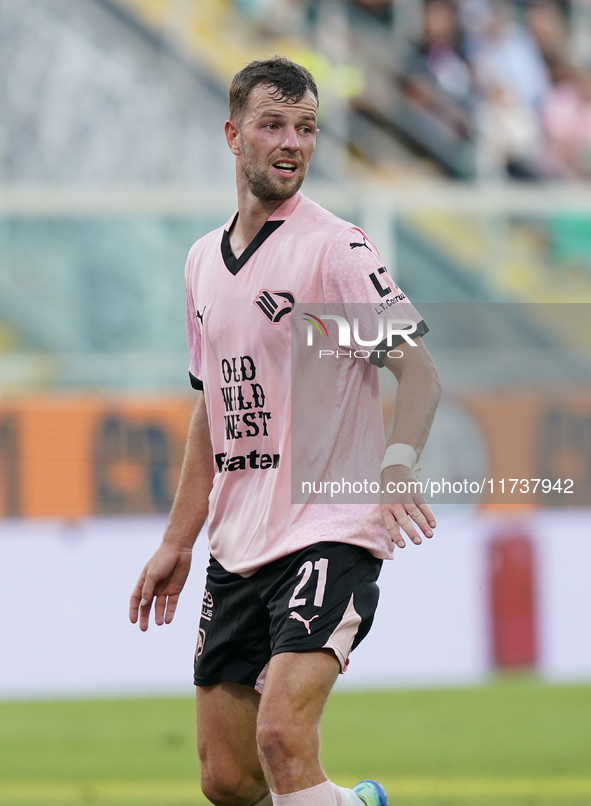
[271,780,337,806]
[331,785,365,806]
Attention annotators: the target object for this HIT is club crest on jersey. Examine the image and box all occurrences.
[254,289,295,323]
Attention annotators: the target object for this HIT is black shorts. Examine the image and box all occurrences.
[194,542,382,691]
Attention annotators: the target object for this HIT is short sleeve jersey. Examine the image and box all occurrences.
[185,192,427,576]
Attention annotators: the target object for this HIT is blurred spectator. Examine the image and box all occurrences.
[526,0,571,81]
[234,0,311,36]
[477,83,544,177]
[231,0,583,181]
[459,0,496,38]
[462,1,549,177]
[350,0,393,25]
[467,1,549,109]
[541,67,591,179]
[401,0,473,138]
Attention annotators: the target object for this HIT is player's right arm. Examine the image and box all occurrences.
[129,393,213,631]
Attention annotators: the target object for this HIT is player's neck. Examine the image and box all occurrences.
[230,182,289,259]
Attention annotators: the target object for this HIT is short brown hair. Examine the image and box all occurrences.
[229,56,319,122]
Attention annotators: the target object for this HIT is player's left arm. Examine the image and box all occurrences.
[381,339,441,548]
[321,225,440,546]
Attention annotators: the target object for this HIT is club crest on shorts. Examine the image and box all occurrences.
[196,627,206,659]
[254,290,295,323]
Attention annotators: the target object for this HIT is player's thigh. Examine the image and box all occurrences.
[197,681,267,802]
[256,649,340,751]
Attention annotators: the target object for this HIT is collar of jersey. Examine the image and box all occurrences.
[220,192,302,276]
[221,216,284,275]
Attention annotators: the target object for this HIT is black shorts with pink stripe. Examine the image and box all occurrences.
[194,541,382,691]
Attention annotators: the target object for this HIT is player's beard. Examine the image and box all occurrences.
[240,139,307,202]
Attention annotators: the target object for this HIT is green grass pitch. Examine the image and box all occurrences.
[0,677,590,806]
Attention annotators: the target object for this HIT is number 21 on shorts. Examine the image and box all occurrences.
[288,558,329,608]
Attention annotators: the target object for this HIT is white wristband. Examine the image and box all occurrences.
[380,443,418,475]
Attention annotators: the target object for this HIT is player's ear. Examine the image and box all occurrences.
[225,119,241,156]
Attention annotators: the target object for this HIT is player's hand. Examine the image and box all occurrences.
[380,465,436,548]
[129,545,192,631]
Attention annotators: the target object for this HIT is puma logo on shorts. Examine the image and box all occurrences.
[289,611,319,634]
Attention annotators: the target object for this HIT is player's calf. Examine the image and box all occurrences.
[200,765,269,806]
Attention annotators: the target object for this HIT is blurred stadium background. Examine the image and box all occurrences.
[1,0,591,804]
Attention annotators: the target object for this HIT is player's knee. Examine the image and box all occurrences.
[200,768,267,806]
[256,719,300,765]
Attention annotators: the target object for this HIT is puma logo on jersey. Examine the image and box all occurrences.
[254,290,295,323]
[289,611,319,634]
[350,237,372,251]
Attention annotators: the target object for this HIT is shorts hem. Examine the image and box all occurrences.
[322,639,347,671]
[194,672,260,690]
[271,642,344,671]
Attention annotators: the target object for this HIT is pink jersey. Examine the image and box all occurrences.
[185,192,427,576]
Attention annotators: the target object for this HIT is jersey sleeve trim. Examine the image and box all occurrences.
[369,319,429,367]
[189,371,203,390]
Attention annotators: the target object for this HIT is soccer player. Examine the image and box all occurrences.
[130,57,440,806]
